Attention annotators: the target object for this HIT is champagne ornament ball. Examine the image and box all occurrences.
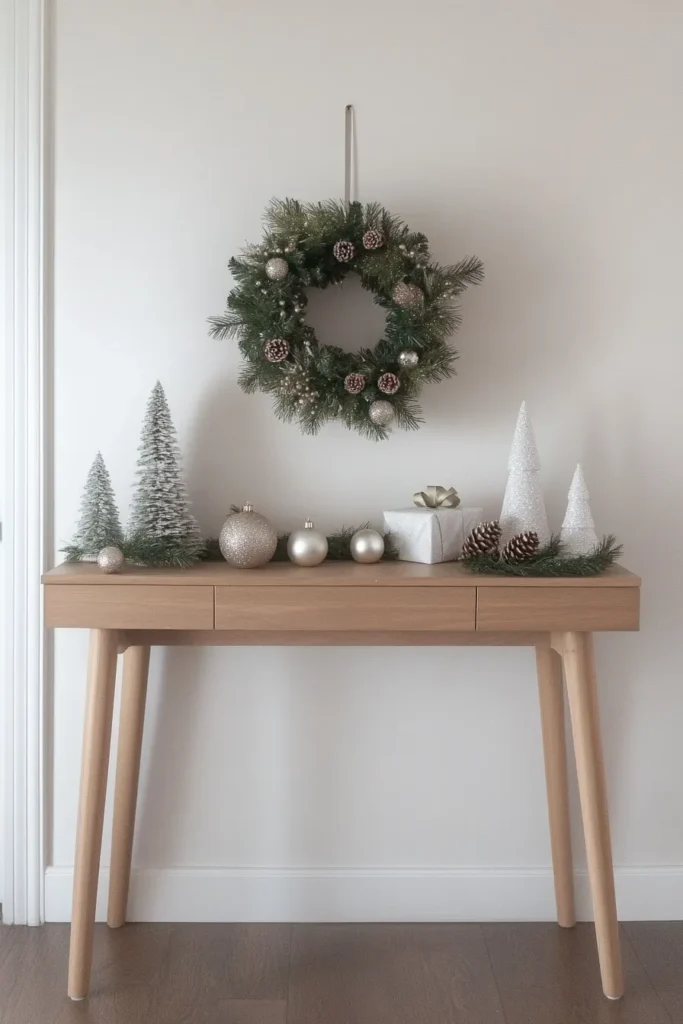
[368,400,395,428]
[97,546,124,574]
[287,518,328,567]
[219,502,277,568]
[265,257,289,281]
[350,528,384,564]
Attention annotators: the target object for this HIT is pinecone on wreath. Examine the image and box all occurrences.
[362,228,384,250]
[377,372,401,395]
[462,520,502,558]
[344,372,367,394]
[264,338,290,363]
[333,240,356,263]
[502,530,540,563]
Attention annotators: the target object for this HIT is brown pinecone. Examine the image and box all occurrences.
[362,228,384,250]
[377,372,401,395]
[333,240,355,263]
[264,338,289,363]
[502,531,540,563]
[344,372,367,394]
[462,520,502,558]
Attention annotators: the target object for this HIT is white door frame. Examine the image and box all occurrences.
[2,0,49,925]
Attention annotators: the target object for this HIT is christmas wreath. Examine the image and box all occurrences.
[210,199,483,439]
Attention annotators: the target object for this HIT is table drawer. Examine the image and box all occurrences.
[476,586,640,632]
[44,585,214,629]
[215,586,476,631]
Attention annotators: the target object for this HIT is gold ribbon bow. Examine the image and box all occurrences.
[413,485,460,509]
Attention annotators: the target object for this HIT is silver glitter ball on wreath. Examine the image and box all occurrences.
[265,257,289,281]
[392,281,424,309]
[368,400,395,427]
[350,528,384,564]
[97,546,124,574]
[397,349,419,369]
[219,502,278,569]
[287,518,328,567]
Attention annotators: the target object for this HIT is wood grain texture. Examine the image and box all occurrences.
[45,584,214,629]
[477,586,640,631]
[288,924,506,1024]
[215,586,476,631]
[121,628,550,648]
[536,645,575,928]
[108,646,151,929]
[43,560,640,588]
[562,632,623,1000]
[483,923,671,1024]
[68,629,119,1000]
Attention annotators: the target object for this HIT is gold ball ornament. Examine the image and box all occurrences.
[287,518,328,567]
[368,400,395,427]
[97,546,124,574]
[219,502,278,568]
[350,528,384,564]
[398,349,419,369]
[265,257,289,281]
[392,281,424,309]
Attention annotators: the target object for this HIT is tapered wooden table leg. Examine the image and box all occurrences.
[107,645,151,929]
[68,629,119,1000]
[536,644,575,928]
[562,631,623,1000]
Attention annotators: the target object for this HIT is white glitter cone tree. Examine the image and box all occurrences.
[499,401,550,546]
[560,464,598,555]
[129,382,203,557]
[72,452,123,560]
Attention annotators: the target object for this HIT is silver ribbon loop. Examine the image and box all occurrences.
[413,485,460,509]
[344,104,354,209]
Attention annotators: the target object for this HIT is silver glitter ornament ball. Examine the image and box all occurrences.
[368,400,395,428]
[97,546,124,574]
[287,518,328,567]
[398,349,419,369]
[392,281,424,309]
[265,257,289,281]
[219,502,278,569]
[350,528,384,564]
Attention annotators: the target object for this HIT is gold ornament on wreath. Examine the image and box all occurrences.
[209,198,483,439]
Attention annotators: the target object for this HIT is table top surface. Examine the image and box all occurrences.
[43,561,640,588]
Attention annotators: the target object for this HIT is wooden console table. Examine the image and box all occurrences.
[43,560,641,1001]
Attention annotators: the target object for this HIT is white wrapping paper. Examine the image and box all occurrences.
[382,506,484,564]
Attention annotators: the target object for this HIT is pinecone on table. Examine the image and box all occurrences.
[462,520,502,558]
[501,531,540,563]
[264,338,290,363]
[362,228,384,250]
[377,372,401,395]
[333,240,356,263]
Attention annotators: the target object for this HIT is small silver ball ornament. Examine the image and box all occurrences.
[219,502,278,569]
[287,518,328,567]
[392,281,424,308]
[97,546,124,574]
[368,400,395,427]
[265,257,289,281]
[398,349,419,369]
[350,528,384,564]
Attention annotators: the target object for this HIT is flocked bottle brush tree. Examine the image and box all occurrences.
[65,452,124,561]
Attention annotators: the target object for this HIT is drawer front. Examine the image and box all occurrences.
[215,586,476,632]
[44,585,214,629]
[476,586,640,632]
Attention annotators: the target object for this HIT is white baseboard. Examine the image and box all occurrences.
[43,865,683,923]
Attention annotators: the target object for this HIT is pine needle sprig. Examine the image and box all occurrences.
[462,534,622,577]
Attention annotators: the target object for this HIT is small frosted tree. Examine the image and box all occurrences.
[69,452,123,560]
[560,464,598,555]
[128,382,203,559]
[499,401,550,546]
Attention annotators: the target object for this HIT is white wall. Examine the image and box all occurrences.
[46,0,683,921]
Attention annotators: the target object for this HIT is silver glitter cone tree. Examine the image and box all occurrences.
[499,401,550,546]
[71,451,123,560]
[560,464,598,555]
[129,382,203,559]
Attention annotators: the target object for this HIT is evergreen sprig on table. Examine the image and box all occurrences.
[462,534,622,577]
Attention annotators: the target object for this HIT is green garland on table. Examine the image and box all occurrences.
[209,199,483,440]
[63,533,204,569]
[462,535,622,577]
[203,520,398,563]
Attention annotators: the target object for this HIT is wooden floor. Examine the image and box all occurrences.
[1,921,681,1023]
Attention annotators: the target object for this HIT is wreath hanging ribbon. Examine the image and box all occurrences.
[210,195,483,440]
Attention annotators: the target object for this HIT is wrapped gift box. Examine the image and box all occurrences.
[383,506,484,564]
